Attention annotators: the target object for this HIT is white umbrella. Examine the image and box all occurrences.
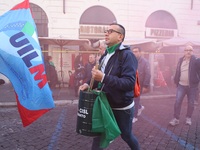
[160,36,200,47]
[123,38,157,45]
[39,37,90,83]
[123,38,159,52]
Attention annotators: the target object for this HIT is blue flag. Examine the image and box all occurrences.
[0,0,55,127]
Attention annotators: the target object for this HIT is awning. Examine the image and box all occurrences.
[38,37,91,47]
[123,38,157,45]
[38,37,91,80]
[160,37,200,47]
[123,38,159,52]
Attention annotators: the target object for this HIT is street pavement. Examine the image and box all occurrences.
[0,83,200,150]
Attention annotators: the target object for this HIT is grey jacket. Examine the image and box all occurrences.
[174,55,200,88]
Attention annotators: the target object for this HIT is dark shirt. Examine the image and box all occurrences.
[137,56,151,89]
[45,61,58,88]
[83,62,96,83]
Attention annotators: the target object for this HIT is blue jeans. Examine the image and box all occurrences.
[174,84,198,119]
[91,107,140,150]
[134,96,142,118]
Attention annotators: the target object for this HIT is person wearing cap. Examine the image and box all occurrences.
[169,45,200,126]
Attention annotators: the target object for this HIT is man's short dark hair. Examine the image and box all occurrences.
[110,23,125,41]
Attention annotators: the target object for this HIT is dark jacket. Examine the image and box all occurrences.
[174,55,200,88]
[83,62,96,83]
[93,43,138,108]
[45,61,58,88]
[137,56,151,89]
[74,54,85,85]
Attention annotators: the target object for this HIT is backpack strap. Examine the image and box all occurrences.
[117,50,127,77]
[117,50,123,67]
[117,47,129,67]
[117,50,122,78]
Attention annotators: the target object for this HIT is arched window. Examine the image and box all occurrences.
[80,5,116,25]
[146,10,177,29]
[145,10,178,38]
[79,5,116,40]
[30,3,48,37]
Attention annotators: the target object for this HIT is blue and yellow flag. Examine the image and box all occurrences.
[0,0,55,127]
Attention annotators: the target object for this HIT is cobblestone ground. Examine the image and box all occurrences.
[0,97,200,150]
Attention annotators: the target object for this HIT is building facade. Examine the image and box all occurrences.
[1,0,200,39]
[1,0,200,84]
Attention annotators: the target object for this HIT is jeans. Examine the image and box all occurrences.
[91,107,140,150]
[174,84,198,119]
[134,96,142,118]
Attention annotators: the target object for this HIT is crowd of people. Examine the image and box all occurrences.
[73,41,107,97]
[77,25,200,149]
[79,23,140,150]
[41,23,200,150]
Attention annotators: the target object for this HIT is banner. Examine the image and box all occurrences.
[0,0,55,127]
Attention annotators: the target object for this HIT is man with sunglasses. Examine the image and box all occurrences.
[79,23,140,150]
[169,45,200,126]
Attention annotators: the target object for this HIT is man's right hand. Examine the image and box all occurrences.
[79,83,89,92]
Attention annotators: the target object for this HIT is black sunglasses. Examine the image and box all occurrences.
[104,29,122,34]
[184,49,193,52]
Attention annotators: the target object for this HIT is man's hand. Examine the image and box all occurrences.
[79,83,89,91]
[91,67,104,82]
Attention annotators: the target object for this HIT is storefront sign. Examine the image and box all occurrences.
[79,24,109,39]
[145,28,178,38]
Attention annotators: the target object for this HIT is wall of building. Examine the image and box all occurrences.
[1,0,200,84]
[1,0,200,39]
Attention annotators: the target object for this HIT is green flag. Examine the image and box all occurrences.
[92,91,121,148]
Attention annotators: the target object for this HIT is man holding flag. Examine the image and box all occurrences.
[0,0,55,127]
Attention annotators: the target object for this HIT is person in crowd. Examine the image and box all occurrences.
[79,23,140,150]
[163,66,172,87]
[131,47,151,123]
[45,56,59,89]
[83,53,97,83]
[74,54,85,97]
[169,45,200,126]
[96,40,107,62]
